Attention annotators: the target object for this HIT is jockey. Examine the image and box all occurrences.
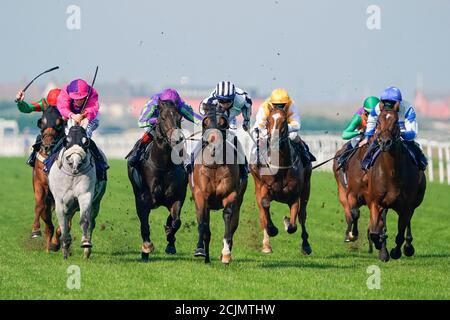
[188,81,252,179]
[252,88,316,167]
[15,88,62,167]
[44,79,109,180]
[336,96,379,169]
[200,81,252,131]
[127,88,202,167]
[360,86,427,170]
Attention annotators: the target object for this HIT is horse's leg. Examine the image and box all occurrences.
[221,192,239,264]
[31,183,45,238]
[55,201,71,259]
[136,195,152,262]
[298,197,312,255]
[42,195,55,253]
[194,193,211,263]
[367,226,374,253]
[339,187,353,242]
[347,193,360,242]
[390,209,413,260]
[298,170,312,255]
[165,200,182,255]
[369,204,389,262]
[255,183,278,252]
[403,221,415,257]
[283,201,298,234]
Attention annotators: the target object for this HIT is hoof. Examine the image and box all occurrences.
[48,242,60,252]
[403,244,415,257]
[31,230,42,238]
[283,217,297,234]
[348,231,358,242]
[81,240,92,248]
[194,248,206,257]
[83,247,92,259]
[205,256,210,264]
[370,233,382,250]
[221,254,231,264]
[141,252,149,262]
[62,248,70,260]
[141,242,155,254]
[262,245,273,254]
[267,225,278,237]
[165,245,176,255]
[368,245,374,254]
[301,243,312,255]
[390,247,402,260]
[379,249,390,262]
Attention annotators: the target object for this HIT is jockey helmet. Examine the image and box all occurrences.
[363,96,379,113]
[159,88,181,106]
[214,81,236,101]
[46,88,61,106]
[380,86,402,102]
[269,88,291,106]
[67,79,90,100]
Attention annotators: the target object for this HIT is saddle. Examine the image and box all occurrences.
[361,140,427,171]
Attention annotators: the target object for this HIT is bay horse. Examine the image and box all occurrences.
[332,139,374,250]
[190,104,247,264]
[365,102,426,261]
[128,101,188,262]
[249,107,312,255]
[31,106,65,252]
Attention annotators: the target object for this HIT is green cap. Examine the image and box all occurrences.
[363,96,380,113]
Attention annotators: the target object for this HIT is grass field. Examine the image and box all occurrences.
[0,157,449,300]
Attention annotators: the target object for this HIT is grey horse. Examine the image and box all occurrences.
[49,125,107,259]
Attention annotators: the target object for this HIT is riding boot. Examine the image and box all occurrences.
[89,140,109,181]
[43,138,64,174]
[361,140,379,171]
[404,140,428,171]
[27,135,42,167]
[128,141,147,168]
[337,142,353,170]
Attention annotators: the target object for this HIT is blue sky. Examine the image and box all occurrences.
[1,0,449,102]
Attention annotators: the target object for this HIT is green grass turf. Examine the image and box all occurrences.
[0,157,449,299]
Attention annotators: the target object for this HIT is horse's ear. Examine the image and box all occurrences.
[394,101,400,112]
[379,101,384,112]
[37,119,43,129]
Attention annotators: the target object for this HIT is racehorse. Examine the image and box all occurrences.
[31,106,65,251]
[190,103,247,264]
[332,139,373,250]
[364,102,426,261]
[49,125,107,259]
[128,101,188,262]
[249,107,312,255]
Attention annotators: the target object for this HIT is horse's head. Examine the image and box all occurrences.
[201,103,229,159]
[37,106,65,155]
[62,126,90,174]
[202,103,229,140]
[376,100,400,152]
[155,100,184,148]
[266,107,288,146]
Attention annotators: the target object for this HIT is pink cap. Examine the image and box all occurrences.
[67,79,90,100]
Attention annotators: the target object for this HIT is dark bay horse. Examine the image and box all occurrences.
[31,106,65,251]
[128,101,188,261]
[249,108,312,255]
[365,102,426,262]
[190,104,247,264]
[333,140,373,249]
